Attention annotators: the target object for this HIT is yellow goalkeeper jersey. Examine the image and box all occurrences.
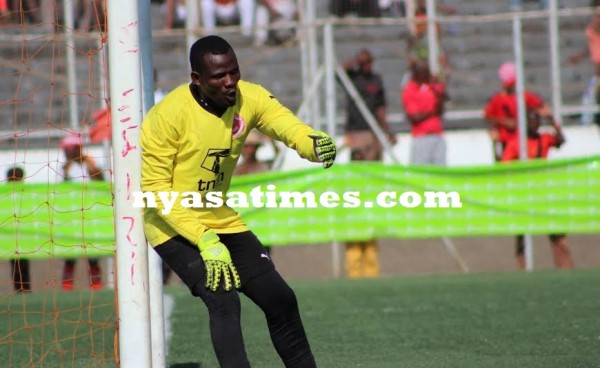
[140,80,319,247]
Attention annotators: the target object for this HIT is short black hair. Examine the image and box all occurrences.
[6,166,24,181]
[189,35,234,73]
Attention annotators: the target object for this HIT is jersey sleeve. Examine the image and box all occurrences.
[252,86,320,163]
[140,108,206,245]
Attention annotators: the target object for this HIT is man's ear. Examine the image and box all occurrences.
[191,71,201,85]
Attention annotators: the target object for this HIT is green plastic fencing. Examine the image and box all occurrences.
[1,156,599,260]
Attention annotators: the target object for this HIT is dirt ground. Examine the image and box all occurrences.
[1,234,598,293]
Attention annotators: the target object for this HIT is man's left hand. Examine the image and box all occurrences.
[308,130,336,169]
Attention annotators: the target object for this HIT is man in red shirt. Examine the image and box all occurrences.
[501,108,574,270]
[401,60,447,165]
[484,62,551,161]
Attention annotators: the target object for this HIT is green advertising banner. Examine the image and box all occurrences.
[1,157,599,260]
[0,181,115,260]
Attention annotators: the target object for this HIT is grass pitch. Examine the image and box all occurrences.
[1,269,599,367]
[167,269,600,368]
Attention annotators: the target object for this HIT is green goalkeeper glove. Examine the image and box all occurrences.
[197,230,241,292]
[308,130,336,169]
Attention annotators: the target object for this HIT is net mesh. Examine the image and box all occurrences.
[0,1,117,366]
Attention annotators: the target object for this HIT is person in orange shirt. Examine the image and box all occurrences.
[401,59,447,166]
[484,62,551,161]
[501,108,574,270]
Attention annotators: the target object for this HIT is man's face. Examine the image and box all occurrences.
[357,51,373,74]
[413,62,430,82]
[191,49,241,110]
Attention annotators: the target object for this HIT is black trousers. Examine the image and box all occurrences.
[154,232,316,368]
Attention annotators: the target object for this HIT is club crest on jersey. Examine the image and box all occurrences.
[232,113,246,139]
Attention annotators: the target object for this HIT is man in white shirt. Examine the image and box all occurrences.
[254,0,297,46]
[200,0,256,37]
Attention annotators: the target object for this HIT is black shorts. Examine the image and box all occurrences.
[154,231,275,290]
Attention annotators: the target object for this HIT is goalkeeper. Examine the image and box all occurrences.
[140,35,335,368]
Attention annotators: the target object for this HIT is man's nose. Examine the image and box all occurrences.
[224,74,238,87]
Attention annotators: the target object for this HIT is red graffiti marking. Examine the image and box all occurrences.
[121,126,138,157]
[126,173,131,201]
[122,88,134,96]
[118,105,130,112]
[118,21,139,54]
[130,251,135,285]
[123,216,138,285]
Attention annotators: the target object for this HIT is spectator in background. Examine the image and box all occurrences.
[401,59,447,165]
[163,0,187,30]
[567,1,600,126]
[200,0,255,38]
[342,49,395,279]
[0,0,9,24]
[501,108,574,270]
[484,61,552,161]
[76,0,106,32]
[89,100,112,143]
[6,166,32,293]
[8,0,38,24]
[403,0,453,85]
[60,132,104,291]
[254,0,297,46]
[330,0,381,18]
[379,0,405,17]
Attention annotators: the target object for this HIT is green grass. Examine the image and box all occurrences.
[0,289,117,367]
[1,269,599,367]
[167,269,600,368]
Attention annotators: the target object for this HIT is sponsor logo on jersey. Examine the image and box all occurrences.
[198,148,230,191]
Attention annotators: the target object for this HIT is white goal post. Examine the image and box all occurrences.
[107,0,153,366]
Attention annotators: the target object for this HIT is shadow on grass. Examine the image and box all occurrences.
[170,364,201,368]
